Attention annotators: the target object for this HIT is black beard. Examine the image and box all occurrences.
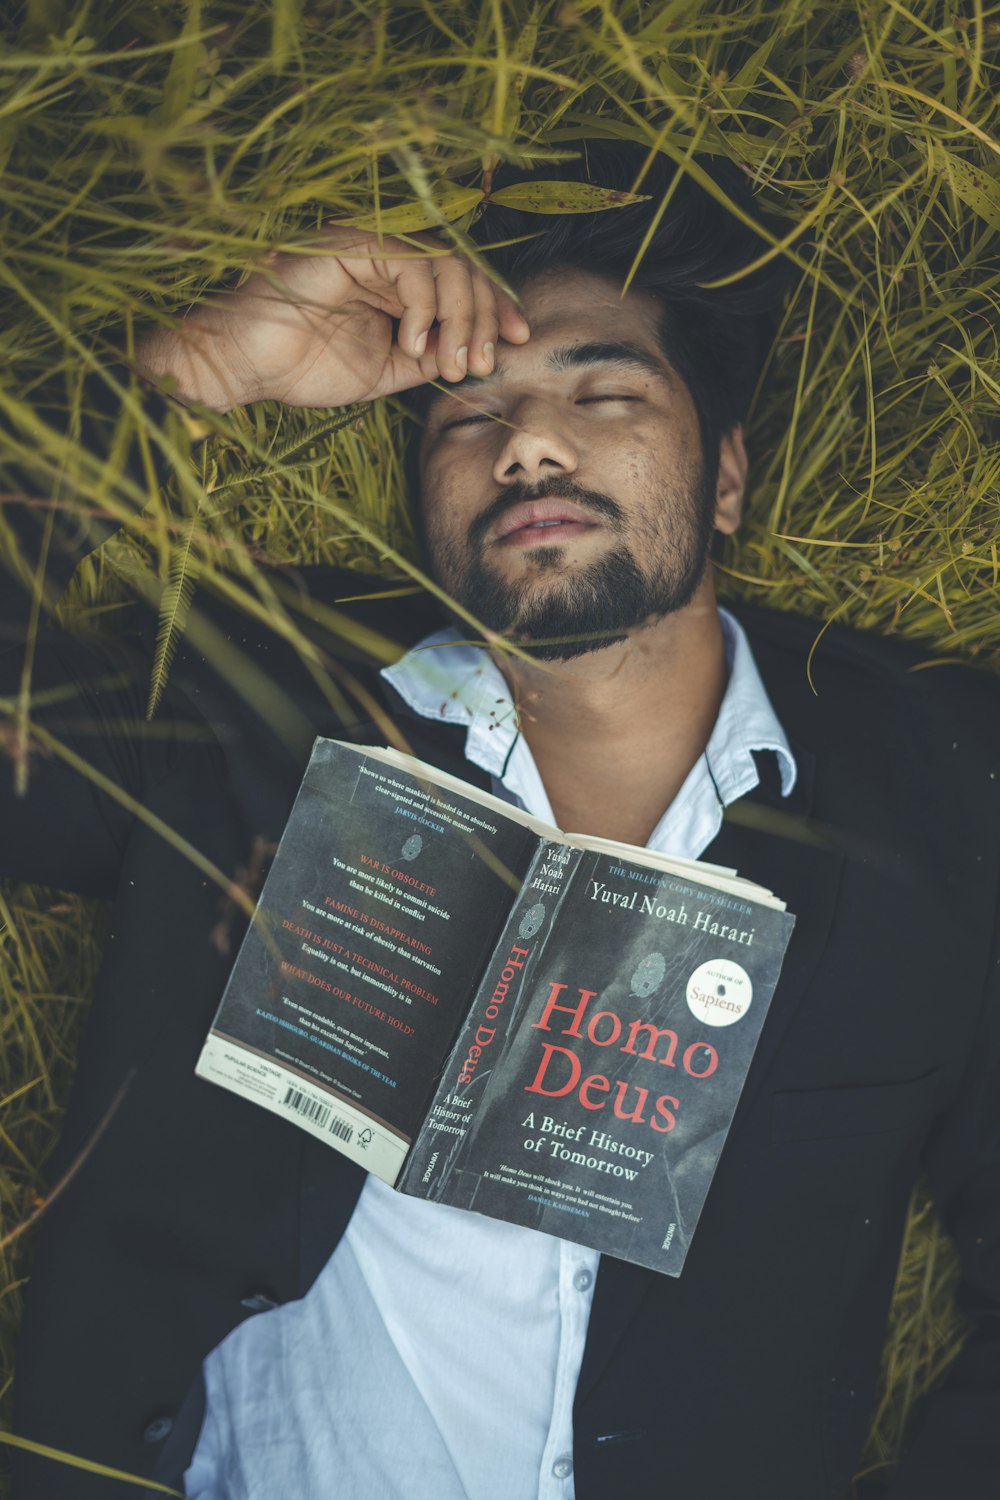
[425,475,716,662]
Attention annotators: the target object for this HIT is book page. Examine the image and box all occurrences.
[560,835,784,909]
[366,745,782,909]
[196,738,538,1183]
[359,743,556,836]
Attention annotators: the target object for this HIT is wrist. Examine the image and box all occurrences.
[135,309,257,414]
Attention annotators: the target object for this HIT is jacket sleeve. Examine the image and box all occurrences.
[0,627,217,899]
[886,902,1000,1496]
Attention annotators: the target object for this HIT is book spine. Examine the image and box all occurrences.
[396,841,579,1199]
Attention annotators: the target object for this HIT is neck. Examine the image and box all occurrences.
[494,576,727,847]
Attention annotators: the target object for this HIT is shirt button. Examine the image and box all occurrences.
[141,1415,173,1444]
[552,1455,574,1480]
[573,1268,593,1292]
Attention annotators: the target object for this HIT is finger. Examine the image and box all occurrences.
[429,256,477,381]
[414,325,451,388]
[410,274,526,396]
[466,270,501,376]
[495,290,531,345]
[369,322,443,402]
[389,254,440,360]
[411,327,467,407]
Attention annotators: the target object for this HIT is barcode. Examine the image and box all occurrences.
[281,1086,354,1145]
[282,1086,331,1129]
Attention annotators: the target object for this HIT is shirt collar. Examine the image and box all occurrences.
[707,608,796,800]
[381,607,796,822]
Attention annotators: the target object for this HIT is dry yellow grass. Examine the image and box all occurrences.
[2,0,997,1489]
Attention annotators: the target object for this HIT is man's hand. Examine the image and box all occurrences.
[136,227,531,412]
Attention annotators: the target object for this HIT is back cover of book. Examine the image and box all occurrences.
[197,740,538,1181]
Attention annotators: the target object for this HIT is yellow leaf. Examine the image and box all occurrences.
[160,3,205,125]
[341,186,482,233]
[487,181,650,214]
[654,58,691,99]
[925,141,1000,234]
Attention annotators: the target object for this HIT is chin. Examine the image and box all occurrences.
[507,630,633,662]
[431,532,711,662]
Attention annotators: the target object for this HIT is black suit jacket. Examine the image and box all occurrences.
[3,572,1000,1500]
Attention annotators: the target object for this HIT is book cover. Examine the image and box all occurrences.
[398,843,795,1275]
[196,738,539,1182]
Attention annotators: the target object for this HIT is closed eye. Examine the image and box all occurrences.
[443,395,639,431]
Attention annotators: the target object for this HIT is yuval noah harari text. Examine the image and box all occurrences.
[197,740,794,1275]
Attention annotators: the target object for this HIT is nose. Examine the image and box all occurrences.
[491,399,580,488]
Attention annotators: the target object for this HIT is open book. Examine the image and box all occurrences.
[197,738,795,1275]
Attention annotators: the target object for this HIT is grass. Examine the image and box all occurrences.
[1,0,997,1490]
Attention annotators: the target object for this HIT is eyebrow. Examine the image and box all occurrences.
[428,339,671,405]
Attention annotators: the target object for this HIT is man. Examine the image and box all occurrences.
[3,146,999,1498]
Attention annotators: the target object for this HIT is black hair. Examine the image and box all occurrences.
[401,140,790,494]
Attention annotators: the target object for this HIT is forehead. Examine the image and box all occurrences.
[514,266,664,340]
[424,267,671,419]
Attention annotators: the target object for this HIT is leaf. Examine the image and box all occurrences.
[724,34,779,108]
[271,0,302,72]
[159,1,205,124]
[268,404,370,464]
[654,58,692,97]
[488,181,650,213]
[870,79,1000,160]
[341,185,482,233]
[483,1,540,153]
[147,520,198,720]
[924,141,1000,234]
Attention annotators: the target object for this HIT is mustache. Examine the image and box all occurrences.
[467,479,626,550]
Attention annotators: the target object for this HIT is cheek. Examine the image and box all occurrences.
[422,453,469,514]
[621,446,669,504]
[417,461,448,524]
[629,421,700,486]
[419,483,471,558]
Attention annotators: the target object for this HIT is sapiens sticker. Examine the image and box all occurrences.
[686,958,753,1027]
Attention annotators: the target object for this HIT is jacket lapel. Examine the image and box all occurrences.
[578,739,845,1398]
[698,740,844,1116]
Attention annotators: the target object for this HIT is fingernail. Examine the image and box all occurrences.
[483,341,495,365]
[456,346,468,372]
[413,331,427,357]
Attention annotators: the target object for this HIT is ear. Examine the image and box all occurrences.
[713,425,748,536]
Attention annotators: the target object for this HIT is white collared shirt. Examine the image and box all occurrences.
[185,608,794,1500]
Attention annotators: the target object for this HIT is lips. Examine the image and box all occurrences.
[493,497,599,548]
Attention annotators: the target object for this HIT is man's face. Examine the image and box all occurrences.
[417,267,739,661]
